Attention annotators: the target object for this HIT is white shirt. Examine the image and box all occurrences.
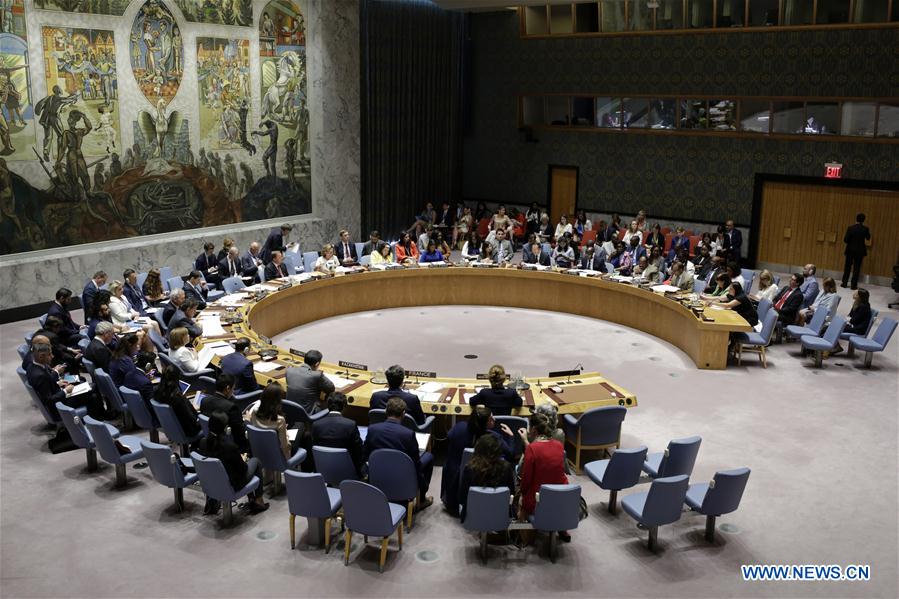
[622,230,642,246]
[315,255,340,272]
[169,346,199,373]
[757,284,779,302]
[554,223,572,239]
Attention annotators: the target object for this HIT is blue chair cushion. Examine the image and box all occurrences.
[785,325,816,338]
[388,502,406,529]
[232,475,261,502]
[115,435,147,464]
[735,332,766,346]
[182,473,199,486]
[643,452,663,477]
[621,490,648,521]
[286,448,307,469]
[583,459,610,487]
[848,337,884,352]
[800,336,835,351]
[684,482,709,512]
[327,488,342,513]
[207,290,225,302]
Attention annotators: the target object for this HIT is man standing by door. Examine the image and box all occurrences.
[842,213,871,290]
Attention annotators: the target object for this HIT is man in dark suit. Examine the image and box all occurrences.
[27,343,104,419]
[842,213,871,290]
[311,392,364,476]
[220,338,259,394]
[47,287,82,344]
[772,273,805,326]
[286,349,335,414]
[241,242,264,281]
[335,229,358,266]
[579,242,607,272]
[36,316,81,372]
[122,269,148,315]
[21,334,50,371]
[433,201,454,230]
[182,271,208,310]
[364,397,434,508]
[219,246,241,280]
[162,288,185,327]
[199,373,249,452]
[168,299,203,340]
[264,250,289,280]
[369,364,426,424]
[261,224,293,264]
[194,242,221,287]
[81,271,107,322]
[725,220,742,260]
[522,242,551,267]
[361,231,381,257]
[84,321,115,371]
[122,352,158,412]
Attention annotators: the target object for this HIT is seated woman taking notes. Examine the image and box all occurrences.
[314,244,340,274]
[419,240,445,263]
[168,327,199,373]
[370,242,394,265]
[394,232,419,265]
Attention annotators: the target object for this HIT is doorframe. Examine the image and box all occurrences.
[546,164,580,219]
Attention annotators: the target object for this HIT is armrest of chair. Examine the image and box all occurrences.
[308,409,329,422]
[181,368,215,381]
[563,414,579,428]
[233,389,263,412]
[416,415,436,434]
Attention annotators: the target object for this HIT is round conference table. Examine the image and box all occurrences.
[196,266,750,417]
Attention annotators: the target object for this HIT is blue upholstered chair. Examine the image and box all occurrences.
[848,317,896,368]
[563,405,627,473]
[154,309,168,333]
[56,402,116,471]
[158,266,174,287]
[367,408,435,434]
[285,471,343,552]
[38,313,48,327]
[190,451,261,526]
[693,278,707,293]
[355,242,364,259]
[785,305,828,341]
[800,315,848,368]
[643,436,701,479]
[93,368,130,426]
[313,446,358,487]
[221,276,246,295]
[136,272,148,290]
[140,440,199,511]
[462,486,512,563]
[842,309,878,357]
[199,273,225,302]
[151,399,203,456]
[81,357,97,378]
[359,255,371,266]
[198,413,210,437]
[257,267,266,283]
[604,261,615,273]
[733,308,778,367]
[18,367,61,427]
[195,376,262,411]
[282,399,327,426]
[303,251,319,273]
[77,337,90,352]
[83,416,145,488]
[369,449,419,530]
[282,253,300,275]
[740,269,756,294]
[622,474,690,550]
[685,467,751,542]
[756,297,773,323]
[528,484,582,563]
[119,385,159,443]
[584,445,648,514]
[339,480,406,573]
[16,343,28,361]
[246,424,306,494]
[147,328,169,353]
[165,276,184,295]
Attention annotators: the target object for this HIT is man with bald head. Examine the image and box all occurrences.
[218,245,241,279]
[241,241,264,281]
[162,287,185,328]
[21,334,51,370]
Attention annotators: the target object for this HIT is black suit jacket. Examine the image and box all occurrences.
[220,352,259,394]
[335,241,358,265]
[364,420,422,473]
[470,387,523,416]
[522,251,551,266]
[47,302,79,338]
[26,362,66,420]
[197,434,250,491]
[218,256,241,279]
[194,252,218,277]
[579,253,607,272]
[168,310,202,339]
[726,229,743,254]
[261,230,285,264]
[844,223,870,257]
[84,338,112,371]
[81,281,101,319]
[264,261,289,280]
[200,392,249,452]
[434,208,454,228]
[773,287,804,324]
[122,367,156,408]
[369,388,426,424]
[312,412,364,475]
[182,283,207,310]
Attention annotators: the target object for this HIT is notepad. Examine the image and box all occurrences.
[287,428,300,441]
[324,373,354,388]
[416,382,445,393]
[651,284,682,293]
[68,382,92,397]
[253,361,283,373]
[197,315,227,337]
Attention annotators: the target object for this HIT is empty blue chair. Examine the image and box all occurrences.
[16,343,28,361]
[158,266,174,287]
[740,269,756,294]
[800,315,848,368]
[141,440,198,511]
[221,276,246,295]
[528,484,582,563]
[369,449,419,530]
[199,273,225,302]
[246,424,306,494]
[282,399,327,427]
[151,399,203,456]
[165,276,184,295]
[622,474,690,550]
[93,368,128,423]
[285,471,342,552]
[368,408,435,434]
[462,486,512,563]
[541,243,551,255]
[604,261,615,273]
[785,304,828,341]
[685,467,751,542]
[77,337,89,352]
[82,357,97,378]
[359,255,371,266]
[756,297,773,323]
[190,451,261,526]
[38,313,48,327]
[83,416,145,488]
[147,328,168,353]
[282,253,300,275]
[584,445,648,514]
[354,242,364,259]
[339,480,406,573]
[848,317,896,368]
[563,405,627,473]
[257,267,266,283]
[733,308,778,368]
[19,367,61,426]
[312,446,358,487]
[154,309,168,333]
[303,251,319,273]
[119,385,159,443]
[136,272,149,290]
[56,402,113,471]
[643,435,701,479]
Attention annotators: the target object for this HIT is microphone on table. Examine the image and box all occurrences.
[568,363,583,384]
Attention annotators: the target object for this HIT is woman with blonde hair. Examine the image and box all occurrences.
[750,269,779,303]
[108,280,140,325]
[469,364,523,416]
[168,326,199,373]
[314,244,339,273]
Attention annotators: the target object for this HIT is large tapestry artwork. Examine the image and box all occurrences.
[0,0,35,161]
[130,0,183,108]
[196,37,251,152]
[173,0,253,27]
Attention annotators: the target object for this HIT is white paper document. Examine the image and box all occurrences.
[416,382,445,393]
[651,284,682,293]
[416,433,430,452]
[410,390,442,404]
[197,346,217,371]
[68,382,92,397]
[197,315,227,337]
[461,392,476,405]
[323,373,354,388]
[254,361,283,373]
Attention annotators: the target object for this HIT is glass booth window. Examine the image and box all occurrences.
[571,97,595,127]
[546,96,570,126]
[771,102,806,133]
[550,4,574,33]
[575,2,600,32]
[852,0,889,22]
[622,97,650,127]
[521,96,545,126]
[740,101,771,133]
[602,0,626,32]
[804,102,839,134]
[876,104,898,138]
[680,99,709,128]
[648,99,677,128]
[748,0,779,25]
[816,0,851,23]
[716,0,746,26]
[840,102,877,137]
[630,0,653,30]
[783,0,814,24]
[596,97,623,128]
[524,6,549,35]
[708,100,736,130]
[655,0,685,28]
[687,0,714,27]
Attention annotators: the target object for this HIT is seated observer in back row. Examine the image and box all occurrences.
[369,365,426,424]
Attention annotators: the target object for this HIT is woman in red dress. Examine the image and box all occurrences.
[517,412,570,540]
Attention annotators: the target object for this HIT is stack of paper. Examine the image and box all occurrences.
[68,382,93,397]
[197,314,227,337]
[416,382,445,393]
[197,346,217,370]
[651,284,682,293]
[410,390,442,404]
[205,341,235,357]
[323,373,354,388]
[254,361,283,373]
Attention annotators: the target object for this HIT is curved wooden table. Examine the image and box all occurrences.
[197,267,748,416]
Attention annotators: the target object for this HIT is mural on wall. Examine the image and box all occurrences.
[196,37,251,152]
[173,0,252,27]
[130,0,183,108]
[0,0,35,161]
[32,0,129,16]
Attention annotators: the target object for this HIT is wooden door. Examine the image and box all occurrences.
[757,181,899,278]
[549,166,578,226]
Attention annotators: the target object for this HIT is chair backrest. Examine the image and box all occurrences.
[148,328,168,352]
[460,447,474,473]
[285,471,334,518]
[119,385,157,431]
[541,243,552,255]
[602,446,648,490]
[741,269,756,293]
[806,302,829,334]
[281,400,311,426]
[605,261,615,273]
[368,449,418,502]
[773,275,781,287]
[576,405,627,446]
[339,480,394,537]
[282,253,299,274]
[303,252,319,273]
[19,367,60,425]
[359,255,371,266]
[864,309,879,336]
[222,276,246,294]
[94,368,125,412]
[17,343,28,361]
[165,276,184,294]
[82,357,97,378]
[136,272,149,290]
[312,446,358,486]
[257,266,266,282]
[871,317,898,347]
[159,266,174,286]
[757,308,778,344]
[246,424,288,471]
[658,435,701,478]
[39,313,48,327]
[821,315,848,346]
[151,399,191,444]
[77,337,90,352]
[190,452,238,501]
[83,416,123,463]
[826,295,842,322]
[368,409,387,426]
[142,440,190,488]
[693,278,706,293]
[532,484,582,532]
[756,297,773,322]
[56,402,93,449]
[463,486,511,531]
[641,475,690,526]
[697,468,751,516]
[154,309,168,333]
[355,242,364,258]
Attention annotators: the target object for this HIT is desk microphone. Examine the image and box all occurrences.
[568,363,584,384]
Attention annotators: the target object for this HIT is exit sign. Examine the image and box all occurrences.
[824,162,843,178]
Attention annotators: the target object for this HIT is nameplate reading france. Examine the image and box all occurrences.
[407,370,437,378]
[339,360,368,371]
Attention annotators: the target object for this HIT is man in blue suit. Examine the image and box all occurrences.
[81,271,107,321]
[219,338,259,394]
[369,364,425,425]
[364,397,433,509]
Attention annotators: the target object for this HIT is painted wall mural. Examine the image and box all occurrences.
[0,0,313,256]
